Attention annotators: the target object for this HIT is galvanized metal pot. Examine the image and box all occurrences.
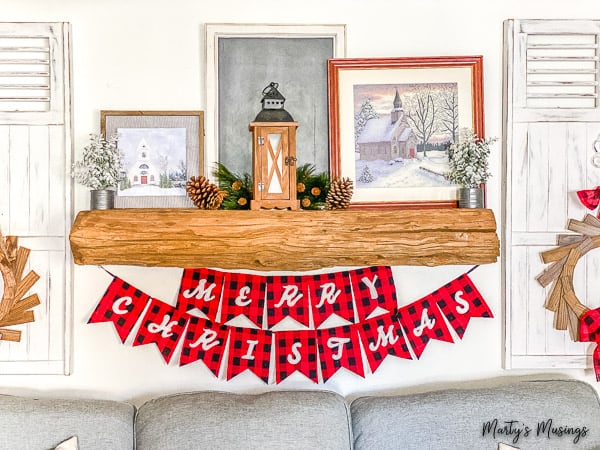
[458,187,484,208]
[90,189,115,210]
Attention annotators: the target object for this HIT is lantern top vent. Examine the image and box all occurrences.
[254,82,294,122]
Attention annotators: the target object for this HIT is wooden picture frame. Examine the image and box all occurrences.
[205,23,346,180]
[101,110,203,208]
[328,56,484,209]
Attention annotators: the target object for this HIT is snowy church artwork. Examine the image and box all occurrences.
[117,127,187,197]
[353,82,459,189]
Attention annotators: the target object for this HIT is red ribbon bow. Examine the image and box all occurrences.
[577,187,600,216]
[579,308,600,381]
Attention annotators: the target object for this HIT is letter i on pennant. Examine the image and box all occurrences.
[226,327,272,383]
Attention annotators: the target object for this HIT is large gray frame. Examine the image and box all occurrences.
[205,24,346,179]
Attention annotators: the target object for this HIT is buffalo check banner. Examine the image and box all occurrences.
[89,268,492,384]
[88,277,151,343]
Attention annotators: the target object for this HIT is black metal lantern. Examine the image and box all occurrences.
[253,82,295,122]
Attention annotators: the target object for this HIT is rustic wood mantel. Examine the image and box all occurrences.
[69,208,499,271]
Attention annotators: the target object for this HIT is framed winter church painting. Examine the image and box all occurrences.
[328,56,484,209]
[101,110,204,208]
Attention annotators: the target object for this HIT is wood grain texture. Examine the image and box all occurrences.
[69,208,499,270]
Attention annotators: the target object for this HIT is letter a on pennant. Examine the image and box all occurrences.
[396,295,454,359]
[88,277,151,343]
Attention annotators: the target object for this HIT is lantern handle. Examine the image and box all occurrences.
[262,82,279,95]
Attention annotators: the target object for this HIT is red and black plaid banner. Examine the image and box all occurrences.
[221,272,266,327]
[266,275,311,328]
[275,330,318,383]
[434,274,493,339]
[311,271,355,327]
[397,295,454,359]
[226,327,272,383]
[133,299,189,364]
[358,314,411,372]
[317,325,364,382]
[177,268,224,320]
[579,307,600,381]
[179,316,229,376]
[88,277,151,343]
[351,266,398,322]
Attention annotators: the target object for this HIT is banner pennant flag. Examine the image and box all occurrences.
[227,327,272,383]
[179,316,229,377]
[358,314,411,373]
[317,325,364,382]
[579,307,600,381]
[311,271,355,328]
[397,295,454,359]
[221,272,266,328]
[266,275,311,328]
[133,298,189,364]
[88,276,151,343]
[351,266,398,322]
[275,330,318,383]
[434,273,493,339]
[177,268,224,320]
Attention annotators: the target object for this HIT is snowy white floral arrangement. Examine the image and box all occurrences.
[447,128,495,188]
[72,133,122,190]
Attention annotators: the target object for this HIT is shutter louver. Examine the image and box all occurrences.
[0,37,51,112]
[526,33,599,109]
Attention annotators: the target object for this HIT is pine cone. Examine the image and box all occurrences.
[326,177,354,210]
[186,176,224,210]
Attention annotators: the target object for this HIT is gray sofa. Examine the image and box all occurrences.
[1,379,599,449]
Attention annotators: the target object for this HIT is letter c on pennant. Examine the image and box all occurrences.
[112,296,132,315]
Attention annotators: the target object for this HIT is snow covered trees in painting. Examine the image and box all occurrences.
[352,83,458,189]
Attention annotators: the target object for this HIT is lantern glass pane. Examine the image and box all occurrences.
[267,133,283,194]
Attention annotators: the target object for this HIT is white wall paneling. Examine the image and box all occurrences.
[504,19,600,370]
[0,22,72,375]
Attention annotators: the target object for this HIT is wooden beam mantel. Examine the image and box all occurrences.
[69,208,499,271]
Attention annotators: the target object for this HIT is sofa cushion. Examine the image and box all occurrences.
[351,379,600,450]
[0,394,134,450]
[136,390,352,450]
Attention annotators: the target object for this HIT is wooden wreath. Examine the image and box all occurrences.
[536,214,600,341]
[0,228,40,342]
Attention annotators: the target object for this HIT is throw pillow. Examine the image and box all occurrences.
[55,436,78,450]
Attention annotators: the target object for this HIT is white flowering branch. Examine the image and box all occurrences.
[447,128,495,188]
[72,133,123,190]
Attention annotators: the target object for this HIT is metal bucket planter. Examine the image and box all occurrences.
[458,187,484,208]
[90,189,115,210]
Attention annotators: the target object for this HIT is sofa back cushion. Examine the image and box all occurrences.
[136,390,352,450]
[0,394,134,450]
[351,379,600,449]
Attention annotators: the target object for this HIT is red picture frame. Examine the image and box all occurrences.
[328,56,485,209]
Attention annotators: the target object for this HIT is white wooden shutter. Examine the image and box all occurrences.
[504,19,600,370]
[0,22,72,374]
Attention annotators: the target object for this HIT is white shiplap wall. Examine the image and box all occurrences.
[0,22,72,374]
[504,19,600,369]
